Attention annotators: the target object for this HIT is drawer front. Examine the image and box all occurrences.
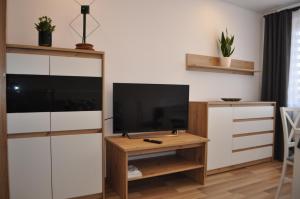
[7,113,50,134]
[232,133,273,150]
[7,53,49,75]
[233,106,274,119]
[50,56,101,77]
[232,146,273,165]
[233,120,274,135]
[51,111,102,131]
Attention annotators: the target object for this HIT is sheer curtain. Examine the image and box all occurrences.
[288,9,300,107]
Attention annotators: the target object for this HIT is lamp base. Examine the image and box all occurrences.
[75,43,94,50]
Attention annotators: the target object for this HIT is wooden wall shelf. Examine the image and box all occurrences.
[186,54,258,76]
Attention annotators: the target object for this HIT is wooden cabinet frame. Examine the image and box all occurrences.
[0,0,9,198]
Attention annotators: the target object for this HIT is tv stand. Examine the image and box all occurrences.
[106,132,208,199]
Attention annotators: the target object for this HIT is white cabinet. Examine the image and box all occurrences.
[189,102,275,174]
[6,49,104,199]
[207,107,233,170]
[8,138,52,199]
[51,134,102,199]
[7,53,49,75]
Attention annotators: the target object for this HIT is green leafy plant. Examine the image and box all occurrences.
[35,16,55,32]
[219,29,235,57]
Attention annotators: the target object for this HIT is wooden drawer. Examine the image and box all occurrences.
[232,146,273,165]
[233,119,274,135]
[233,106,274,119]
[232,133,273,150]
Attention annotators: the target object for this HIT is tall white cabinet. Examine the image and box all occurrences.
[5,45,105,199]
[189,101,276,174]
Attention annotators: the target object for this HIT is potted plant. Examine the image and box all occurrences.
[35,16,55,47]
[219,29,235,67]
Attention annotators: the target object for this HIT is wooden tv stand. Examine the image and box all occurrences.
[106,132,208,199]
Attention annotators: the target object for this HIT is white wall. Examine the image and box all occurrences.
[7,0,263,134]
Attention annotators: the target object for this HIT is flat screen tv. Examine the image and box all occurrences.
[113,83,189,134]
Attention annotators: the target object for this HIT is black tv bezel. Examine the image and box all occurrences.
[113,83,189,134]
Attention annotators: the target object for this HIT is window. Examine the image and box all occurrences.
[288,10,300,107]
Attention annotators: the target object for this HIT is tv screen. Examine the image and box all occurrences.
[113,83,189,134]
[7,74,102,113]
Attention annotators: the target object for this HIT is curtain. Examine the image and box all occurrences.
[288,10,300,107]
[261,10,293,160]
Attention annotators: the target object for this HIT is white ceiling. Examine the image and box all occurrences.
[223,0,300,13]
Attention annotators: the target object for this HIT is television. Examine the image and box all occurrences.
[113,83,189,134]
[6,74,102,113]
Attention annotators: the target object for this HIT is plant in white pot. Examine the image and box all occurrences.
[219,29,235,67]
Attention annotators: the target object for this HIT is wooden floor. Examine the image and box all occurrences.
[106,161,292,199]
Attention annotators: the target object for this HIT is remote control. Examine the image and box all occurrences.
[144,138,163,144]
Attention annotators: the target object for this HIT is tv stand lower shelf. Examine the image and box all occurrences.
[106,133,208,199]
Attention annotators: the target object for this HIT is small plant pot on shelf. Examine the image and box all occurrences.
[38,31,52,47]
[220,57,232,68]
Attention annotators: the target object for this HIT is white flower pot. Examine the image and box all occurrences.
[220,57,232,68]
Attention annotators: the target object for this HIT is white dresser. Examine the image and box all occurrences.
[5,45,104,199]
[189,101,275,174]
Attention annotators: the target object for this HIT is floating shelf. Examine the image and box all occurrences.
[128,155,204,181]
[186,54,259,76]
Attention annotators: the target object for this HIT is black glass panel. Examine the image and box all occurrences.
[113,83,189,134]
[7,74,51,113]
[51,76,102,112]
[7,75,102,113]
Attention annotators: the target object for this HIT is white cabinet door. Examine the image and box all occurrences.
[208,107,233,170]
[7,113,50,134]
[51,111,102,131]
[7,53,49,75]
[51,134,102,199]
[8,137,52,199]
[50,56,101,77]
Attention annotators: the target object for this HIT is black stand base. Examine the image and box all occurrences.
[122,130,179,139]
